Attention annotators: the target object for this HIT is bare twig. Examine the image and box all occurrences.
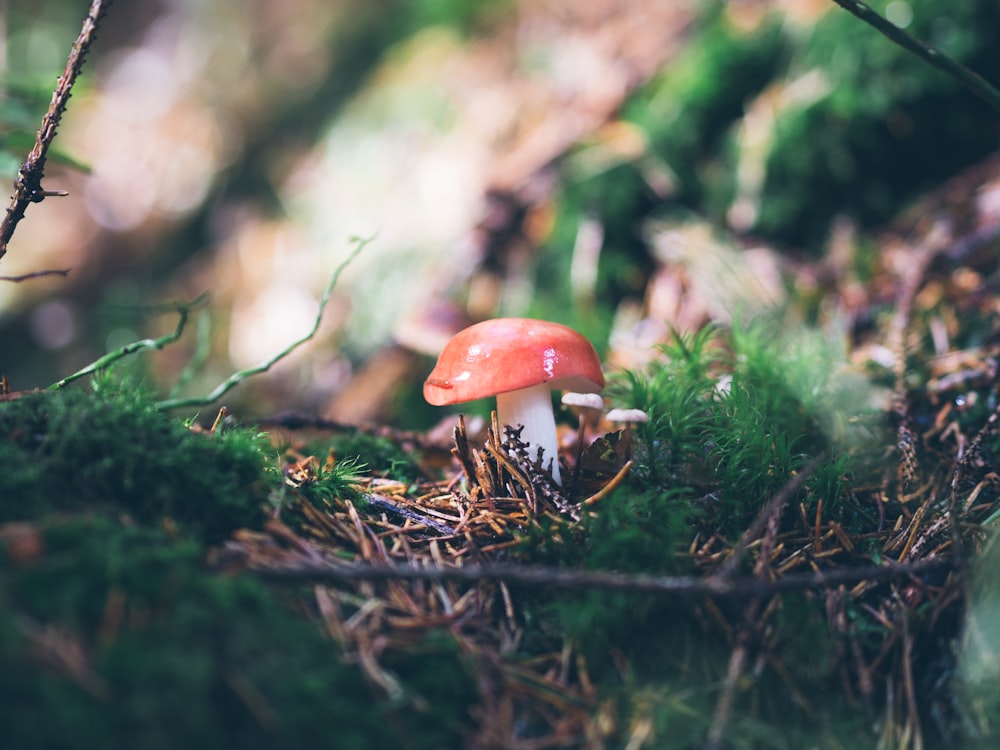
[886,225,951,491]
[48,293,208,390]
[705,615,753,750]
[705,456,823,748]
[246,555,953,598]
[0,268,71,283]
[900,611,924,750]
[364,494,457,537]
[715,453,827,579]
[0,0,110,262]
[827,0,1000,113]
[156,237,369,411]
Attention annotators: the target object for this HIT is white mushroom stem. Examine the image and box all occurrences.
[496,383,562,485]
[561,392,606,480]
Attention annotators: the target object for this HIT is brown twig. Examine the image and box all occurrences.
[705,616,754,750]
[899,609,924,750]
[0,268,71,283]
[0,0,110,262]
[826,0,1000,113]
[715,453,827,579]
[365,494,457,537]
[886,223,951,491]
[246,554,952,598]
[705,457,823,748]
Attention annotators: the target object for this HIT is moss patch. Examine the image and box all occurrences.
[0,386,477,748]
[0,386,274,543]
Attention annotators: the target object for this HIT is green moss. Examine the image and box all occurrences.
[0,516,474,749]
[531,323,878,698]
[606,322,882,536]
[0,383,479,749]
[0,384,276,543]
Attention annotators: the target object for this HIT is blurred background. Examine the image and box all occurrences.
[1,0,998,427]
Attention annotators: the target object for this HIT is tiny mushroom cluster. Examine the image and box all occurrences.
[423,318,604,486]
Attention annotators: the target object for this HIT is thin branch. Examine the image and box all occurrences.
[705,616,753,750]
[900,612,924,750]
[827,0,1000,113]
[167,309,212,398]
[156,238,369,411]
[0,0,111,262]
[715,453,827,579]
[48,294,208,390]
[0,268,71,282]
[247,555,953,599]
[705,455,826,748]
[255,412,365,433]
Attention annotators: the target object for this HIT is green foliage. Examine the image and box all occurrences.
[621,650,880,750]
[0,383,276,543]
[0,83,47,179]
[756,0,1000,248]
[546,487,697,667]
[958,531,1000,745]
[537,0,1000,282]
[528,9,785,333]
[583,484,695,576]
[0,81,91,180]
[708,379,807,525]
[0,382,478,748]
[615,325,724,489]
[329,431,422,483]
[625,8,786,207]
[529,320,907,745]
[0,516,475,749]
[402,0,513,35]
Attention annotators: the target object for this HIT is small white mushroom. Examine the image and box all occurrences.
[605,408,650,427]
[561,392,605,415]
[561,392,606,474]
[606,408,649,456]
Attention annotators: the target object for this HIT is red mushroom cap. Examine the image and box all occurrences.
[423,318,604,406]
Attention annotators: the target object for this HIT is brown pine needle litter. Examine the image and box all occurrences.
[214,414,626,745]
[215,336,998,747]
[207,164,1000,747]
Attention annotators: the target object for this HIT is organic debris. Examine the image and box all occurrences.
[217,276,1000,746]
[218,412,636,746]
[5,2,1000,746]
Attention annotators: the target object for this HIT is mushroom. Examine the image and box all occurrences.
[423,318,604,485]
[562,392,606,441]
[562,389,604,441]
[561,391,606,414]
[561,391,606,487]
[605,407,649,428]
